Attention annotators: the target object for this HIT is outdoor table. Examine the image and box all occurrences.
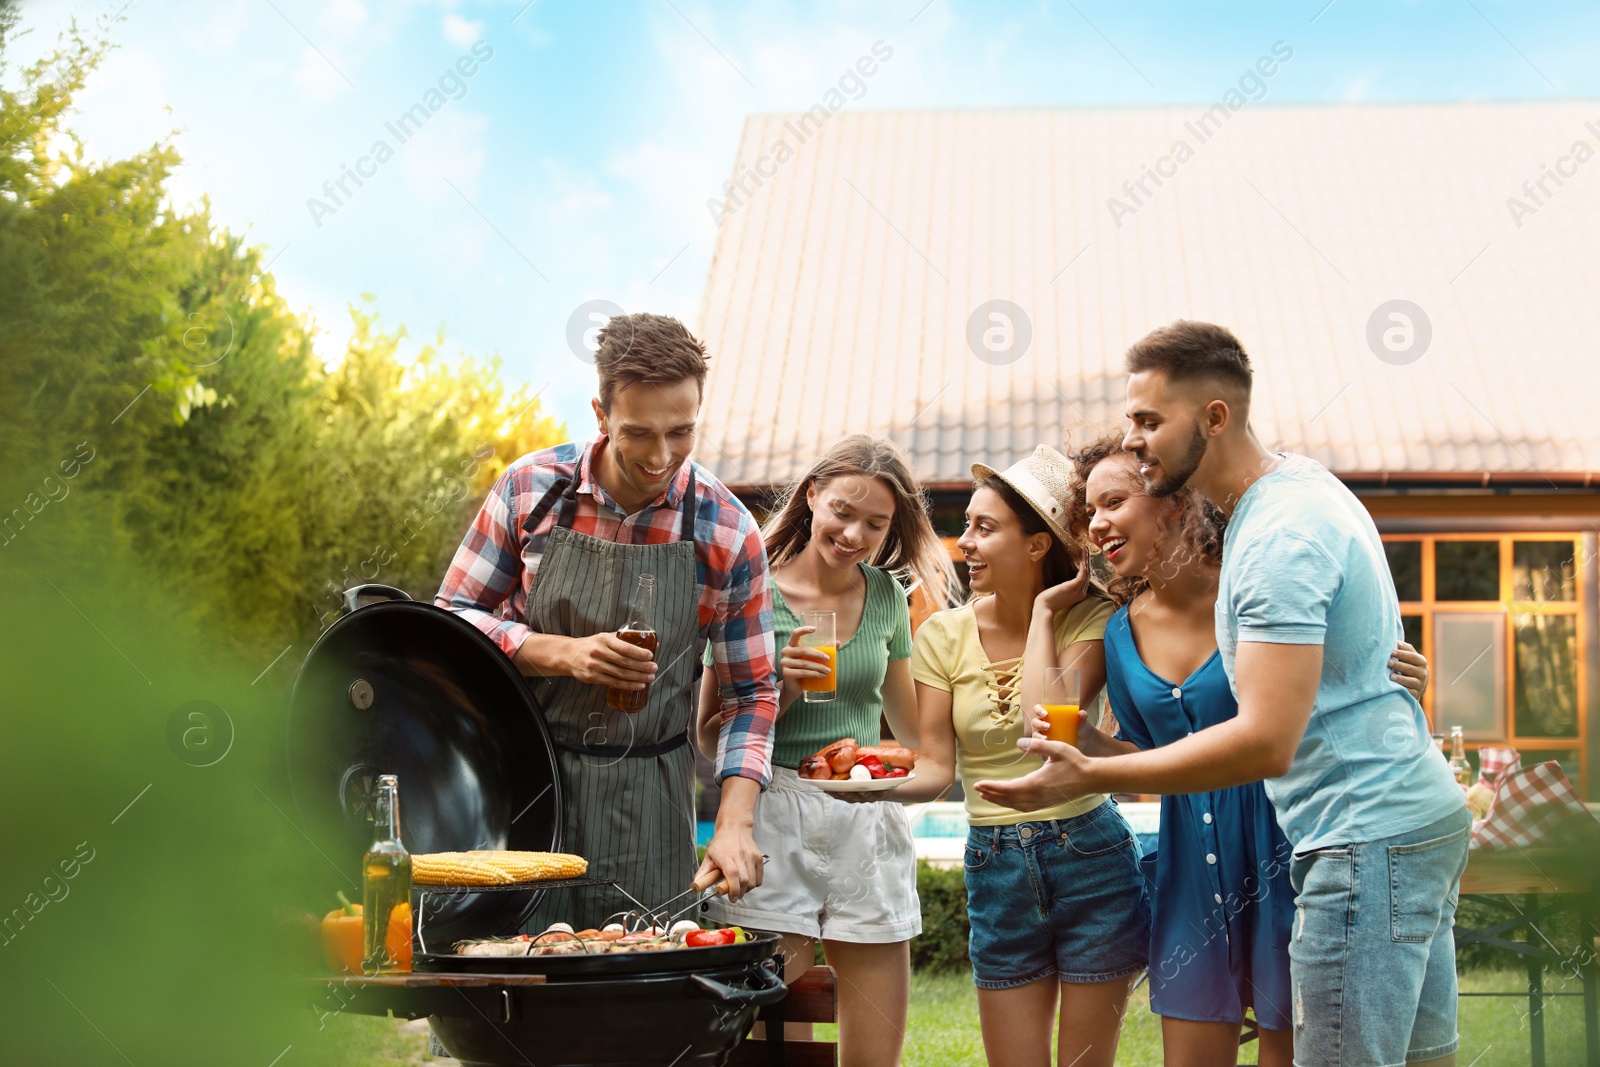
[1456,845,1600,1067]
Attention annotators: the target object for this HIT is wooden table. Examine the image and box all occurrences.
[1457,846,1600,1067]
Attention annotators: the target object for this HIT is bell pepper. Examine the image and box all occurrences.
[321,892,364,974]
[321,893,411,973]
[856,755,889,779]
[885,766,910,778]
[386,901,413,972]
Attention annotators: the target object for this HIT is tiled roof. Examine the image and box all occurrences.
[694,105,1600,489]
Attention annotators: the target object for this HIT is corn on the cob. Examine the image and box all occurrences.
[412,853,517,886]
[411,850,587,886]
[475,851,588,881]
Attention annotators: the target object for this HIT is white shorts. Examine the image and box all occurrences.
[705,766,922,943]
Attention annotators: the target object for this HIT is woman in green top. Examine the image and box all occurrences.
[696,435,953,1067]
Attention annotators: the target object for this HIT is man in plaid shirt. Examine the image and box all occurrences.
[436,313,776,909]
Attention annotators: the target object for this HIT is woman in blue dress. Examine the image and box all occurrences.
[1060,433,1430,1067]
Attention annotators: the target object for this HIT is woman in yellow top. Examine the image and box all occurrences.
[898,445,1150,1067]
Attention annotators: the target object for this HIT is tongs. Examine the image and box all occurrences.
[647,853,770,927]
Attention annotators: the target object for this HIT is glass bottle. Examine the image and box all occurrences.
[606,574,658,713]
[362,774,412,974]
[1447,726,1471,788]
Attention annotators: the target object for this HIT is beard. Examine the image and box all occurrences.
[1144,423,1208,498]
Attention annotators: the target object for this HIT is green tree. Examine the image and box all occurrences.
[0,11,565,665]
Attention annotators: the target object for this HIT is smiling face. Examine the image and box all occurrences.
[1083,452,1171,582]
[955,485,1052,594]
[591,377,700,511]
[1121,370,1214,498]
[804,474,897,571]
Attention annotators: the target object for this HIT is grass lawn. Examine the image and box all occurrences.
[334,967,1589,1065]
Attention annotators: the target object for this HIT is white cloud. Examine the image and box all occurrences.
[291,45,354,100]
[398,108,489,203]
[442,14,483,50]
[605,140,724,244]
[178,4,250,51]
[319,0,370,41]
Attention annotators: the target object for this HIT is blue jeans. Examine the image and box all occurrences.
[964,801,1151,989]
[1288,805,1471,1066]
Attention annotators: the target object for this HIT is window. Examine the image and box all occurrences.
[1383,534,1587,791]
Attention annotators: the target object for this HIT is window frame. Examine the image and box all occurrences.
[1384,532,1587,790]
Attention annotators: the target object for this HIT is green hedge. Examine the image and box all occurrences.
[713,858,1574,975]
[911,861,971,972]
[903,863,1581,974]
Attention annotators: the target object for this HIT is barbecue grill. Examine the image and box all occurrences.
[289,585,785,1066]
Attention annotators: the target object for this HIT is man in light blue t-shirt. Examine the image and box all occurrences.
[979,321,1469,1067]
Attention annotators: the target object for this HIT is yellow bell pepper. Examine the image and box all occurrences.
[322,892,412,973]
[320,892,364,974]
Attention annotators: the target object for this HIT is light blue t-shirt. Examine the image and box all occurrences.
[1216,454,1462,853]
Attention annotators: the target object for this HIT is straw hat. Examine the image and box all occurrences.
[971,445,1075,548]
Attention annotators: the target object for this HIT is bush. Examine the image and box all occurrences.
[912,861,971,972]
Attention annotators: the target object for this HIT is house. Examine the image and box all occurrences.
[692,105,1600,796]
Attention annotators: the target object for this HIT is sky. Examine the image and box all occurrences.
[9,0,1599,433]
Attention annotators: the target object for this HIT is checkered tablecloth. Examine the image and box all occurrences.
[1471,751,1600,851]
[1475,746,1521,792]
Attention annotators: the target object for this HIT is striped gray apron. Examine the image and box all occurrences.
[521,471,702,930]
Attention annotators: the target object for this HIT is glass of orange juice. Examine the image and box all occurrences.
[1042,667,1080,746]
[800,610,837,703]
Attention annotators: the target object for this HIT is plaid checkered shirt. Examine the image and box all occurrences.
[435,439,778,786]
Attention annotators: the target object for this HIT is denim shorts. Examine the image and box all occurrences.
[1288,805,1472,1067]
[964,801,1151,989]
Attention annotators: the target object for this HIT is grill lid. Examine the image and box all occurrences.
[287,585,565,946]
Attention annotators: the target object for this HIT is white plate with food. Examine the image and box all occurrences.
[796,772,917,794]
[795,739,919,792]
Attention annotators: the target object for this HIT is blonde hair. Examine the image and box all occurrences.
[761,435,956,606]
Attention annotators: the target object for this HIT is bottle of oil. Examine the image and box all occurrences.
[362,774,412,974]
[1447,726,1472,788]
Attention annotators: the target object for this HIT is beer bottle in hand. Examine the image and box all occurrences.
[607,574,657,712]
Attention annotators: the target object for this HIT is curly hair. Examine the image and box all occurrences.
[1065,431,1226,606]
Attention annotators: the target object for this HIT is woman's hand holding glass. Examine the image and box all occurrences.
[779,625,831,712]
[1027,706,1134,758]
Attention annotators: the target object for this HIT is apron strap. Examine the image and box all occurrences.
[678,469,697,542]
[553,732,690,759]
[525,468,697,538]
[520,477,573,534]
